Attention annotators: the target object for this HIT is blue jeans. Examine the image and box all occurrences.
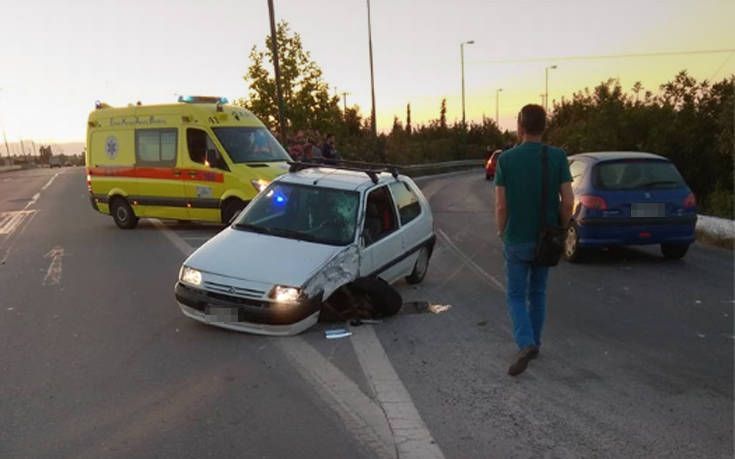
[503,242,550,350]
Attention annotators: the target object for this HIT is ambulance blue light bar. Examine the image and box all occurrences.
[178,96,228,104]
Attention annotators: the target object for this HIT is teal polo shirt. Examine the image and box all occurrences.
[494,142,572,245]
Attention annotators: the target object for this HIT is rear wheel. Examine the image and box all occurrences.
[110,197,138,229]
[221,199,245,224]
[564,223,583,262]
[661,243,689,259]
[406,246,431,284]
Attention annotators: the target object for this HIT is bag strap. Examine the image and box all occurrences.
[539,145,549,230]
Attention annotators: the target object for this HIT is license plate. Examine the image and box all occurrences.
[631,203,664,218]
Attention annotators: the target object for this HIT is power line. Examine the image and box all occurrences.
[707,52,735,82]
[471,48,735,65]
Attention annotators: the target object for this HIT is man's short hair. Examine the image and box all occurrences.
[518,104,546,135]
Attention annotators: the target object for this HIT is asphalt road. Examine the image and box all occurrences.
[1,167,732,458]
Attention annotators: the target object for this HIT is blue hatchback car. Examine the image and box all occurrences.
[565,152,697,261]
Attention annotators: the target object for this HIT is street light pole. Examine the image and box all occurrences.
[495,88,503,128]
[267,0,287,143]
[366,0,377,138]
[544,64,557,112]
[341,92,351,113]
[460,40,475,128]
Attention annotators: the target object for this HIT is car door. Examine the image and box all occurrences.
[182,127,229,221]
[133,127,188,219]
[387,179,429,276]
[358,185,405,282]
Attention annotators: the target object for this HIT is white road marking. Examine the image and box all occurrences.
[437,228,506,293]
[0,210,36,235]
[278,337,396,459]
[41,172,60,191]
[43,246,64,286]
[351,326,445,459]
[0,211,38,265]
[152,218,443,458]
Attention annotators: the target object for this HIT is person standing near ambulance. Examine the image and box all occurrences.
[493,104,574,376]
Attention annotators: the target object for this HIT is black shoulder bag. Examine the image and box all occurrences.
[533,145,566,266]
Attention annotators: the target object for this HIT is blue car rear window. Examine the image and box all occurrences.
[593,160,686,190]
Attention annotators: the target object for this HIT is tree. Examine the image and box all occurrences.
[439,99,447,130]
[39,145,52,164]
[238,21,342,137]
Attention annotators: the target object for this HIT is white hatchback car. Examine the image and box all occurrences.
[174,164,435,336]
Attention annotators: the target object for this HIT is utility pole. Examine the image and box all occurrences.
[341,92,351,113]
[267,0,287,143]
[544,65,557,112]
[31,140,36,156]
[20,139,25,157]
[2,130,9,164]
[366,0,377,138]
[495,88,503,127]
[460,40,475,128]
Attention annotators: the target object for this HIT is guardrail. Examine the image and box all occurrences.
[0,165,22,173]
[394,159,485,177]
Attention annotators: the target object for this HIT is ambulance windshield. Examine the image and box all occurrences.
[212,126,291,163]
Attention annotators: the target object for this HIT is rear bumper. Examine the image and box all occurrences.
[577,216,696,247]
[174,282,321,336]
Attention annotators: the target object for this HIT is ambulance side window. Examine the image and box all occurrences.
[187,128,229,171]
[135,128,177,167]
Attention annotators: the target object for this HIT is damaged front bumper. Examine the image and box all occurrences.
[174,282,321,336]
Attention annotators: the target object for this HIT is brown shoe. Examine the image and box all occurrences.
[508,346,538,376]
[529,347,540,359]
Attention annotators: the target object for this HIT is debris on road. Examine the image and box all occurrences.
[403,301,453,314]
[325,329,352,339]
[321,278,402,322]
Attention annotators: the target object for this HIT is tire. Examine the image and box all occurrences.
[221,199,245,224]
[351,277,402,317]
[563,222,583,262]
[661,243,689,259]
[110,197,138,229]
[406,246,431,284]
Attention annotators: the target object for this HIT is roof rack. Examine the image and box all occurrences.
[287,160,400,184]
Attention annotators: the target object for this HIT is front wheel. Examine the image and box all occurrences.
[221,199,245,224]
[564,223,583,262]
[406,246,431,284]
[110,197,138,229]
[661,243,689,259]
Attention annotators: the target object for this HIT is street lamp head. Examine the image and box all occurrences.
[464,40,475,45]
[550,65,558,70]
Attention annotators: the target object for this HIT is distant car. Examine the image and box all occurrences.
[564,152,697,261]
[485,149,501,180]
[174,164,436,335]
[49,157,62,168]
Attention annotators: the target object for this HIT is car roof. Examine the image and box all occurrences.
[277,167,405,191]
[570,151,668,162]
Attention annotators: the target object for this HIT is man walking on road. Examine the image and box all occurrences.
[494,104,573,376]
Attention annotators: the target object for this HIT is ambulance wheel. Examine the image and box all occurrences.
[110,197,138,229]
[221,199,245,224]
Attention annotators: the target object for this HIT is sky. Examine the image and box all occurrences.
[0,0,733,151]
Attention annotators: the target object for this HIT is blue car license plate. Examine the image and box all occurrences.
[631,203,665,217]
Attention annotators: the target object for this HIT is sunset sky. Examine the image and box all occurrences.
[0,0,733,150]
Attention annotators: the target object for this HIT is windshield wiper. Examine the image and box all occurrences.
[639,180,680,188]
[233,223,279,236]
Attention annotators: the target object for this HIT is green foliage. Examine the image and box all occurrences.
[237,21,342,137]
[547,72,734,218]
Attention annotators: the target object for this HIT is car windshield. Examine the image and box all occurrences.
[593,159,686,190]
[212,126,291,163]
[234,182,360,246]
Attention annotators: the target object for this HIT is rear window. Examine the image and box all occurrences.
[593,160,686,190]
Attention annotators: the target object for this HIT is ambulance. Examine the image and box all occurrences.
[85,96,291,229]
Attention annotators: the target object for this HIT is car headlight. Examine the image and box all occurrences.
[270,285,301,303]
[251,179,269,193]
[180,266,202,286]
